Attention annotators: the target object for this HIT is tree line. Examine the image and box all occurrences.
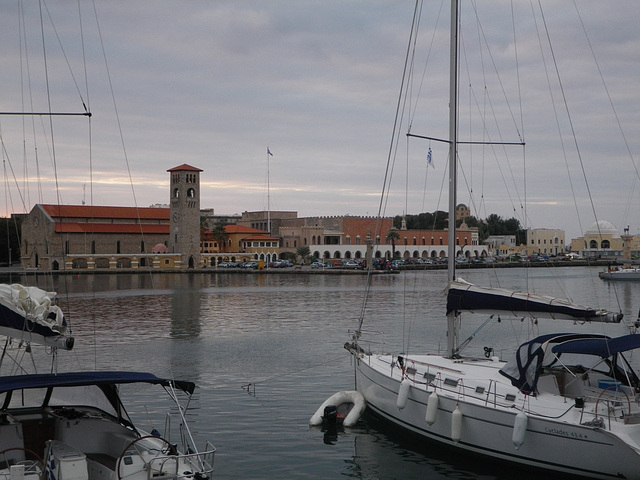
[0,216,22,265]
[393,211,526,244]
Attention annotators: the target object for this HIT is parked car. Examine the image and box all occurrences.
[312,261,332,269]
[343,260,363,269]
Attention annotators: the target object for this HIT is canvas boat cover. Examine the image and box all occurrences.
[0,283,74,349]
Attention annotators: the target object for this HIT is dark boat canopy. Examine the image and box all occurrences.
[499,333,614,393]
[551,334,640,358]
[0,371,196,395]
[446,279,623,323]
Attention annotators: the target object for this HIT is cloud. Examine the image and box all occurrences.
[1,1,639,242]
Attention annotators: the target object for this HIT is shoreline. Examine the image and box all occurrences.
[0,259,617,277]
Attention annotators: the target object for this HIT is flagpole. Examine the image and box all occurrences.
[267,147,271,235]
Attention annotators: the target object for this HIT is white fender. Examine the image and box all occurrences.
[396,379,411,410]
[451,405,463,442]
[512,410,528,450]
[425,390,439,425]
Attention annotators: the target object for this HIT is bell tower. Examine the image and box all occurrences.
[168,164,203,268]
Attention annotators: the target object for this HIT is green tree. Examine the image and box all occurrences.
[386,230,400,259]
[296,246,311,264]
[0,216,22,264]
[210,221,229,252]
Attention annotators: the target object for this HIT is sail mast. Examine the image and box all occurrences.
[446,0,460,357]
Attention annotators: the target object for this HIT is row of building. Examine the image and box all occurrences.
[17,164,639,271]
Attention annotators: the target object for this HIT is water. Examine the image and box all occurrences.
[2,267,639,479]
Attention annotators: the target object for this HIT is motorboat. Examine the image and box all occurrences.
[0,284,215,480]
[599,266,640,281]
[0,371,215,480]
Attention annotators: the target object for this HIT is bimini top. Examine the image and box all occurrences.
[499,333,612,393]
[551,334,640,358]
[0,371,195,395]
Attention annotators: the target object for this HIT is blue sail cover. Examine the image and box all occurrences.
[446,279,623,323]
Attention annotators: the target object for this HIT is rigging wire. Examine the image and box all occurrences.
[356,0,421,337]
[569,1,640,232]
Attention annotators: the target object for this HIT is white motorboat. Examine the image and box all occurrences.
[599,266,640,281]
[344,2,640,478]
[0,371,216,480]
[0,283,216,480]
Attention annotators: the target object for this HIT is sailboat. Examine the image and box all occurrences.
[345,2,640,478]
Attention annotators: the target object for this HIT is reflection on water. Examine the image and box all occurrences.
[1,268,639,479]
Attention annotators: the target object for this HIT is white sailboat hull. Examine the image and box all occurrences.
[354,352,640,479]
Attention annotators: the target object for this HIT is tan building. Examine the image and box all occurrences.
[201,225,281,265]
[527,228,565,256]
[237,210,298,235]
[456,203,471,221]
[570,220,639,259]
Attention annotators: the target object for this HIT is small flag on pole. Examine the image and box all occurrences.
[267,147,273,156]
[427,147,434,168]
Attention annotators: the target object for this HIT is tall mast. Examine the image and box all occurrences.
[446,0,460,357]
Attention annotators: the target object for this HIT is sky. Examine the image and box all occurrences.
[1,1,639,241]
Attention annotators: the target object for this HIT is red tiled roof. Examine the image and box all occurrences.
[224,225,268,234]
[242,235,280,241]
[40,204,169,220]
[167,164,203,172]
[54,224,169,234]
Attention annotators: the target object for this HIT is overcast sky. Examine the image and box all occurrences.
[1,1,639,241]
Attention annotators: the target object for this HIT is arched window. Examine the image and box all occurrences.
[173,188,180,198]
[589,240,598,249]
[187,188,195,198]
[601,240,611,249]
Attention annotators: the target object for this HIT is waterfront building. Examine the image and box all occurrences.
[526,228,565,256]
[20,204,171,270]
[484,235,517,257]
[278,215,486,261]
[569,220,640,259]
[201,225,280,265]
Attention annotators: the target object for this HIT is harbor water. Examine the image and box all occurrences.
[2,266,638,479]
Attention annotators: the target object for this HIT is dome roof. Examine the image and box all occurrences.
[152,243,169,254]
[586,220,619,236]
